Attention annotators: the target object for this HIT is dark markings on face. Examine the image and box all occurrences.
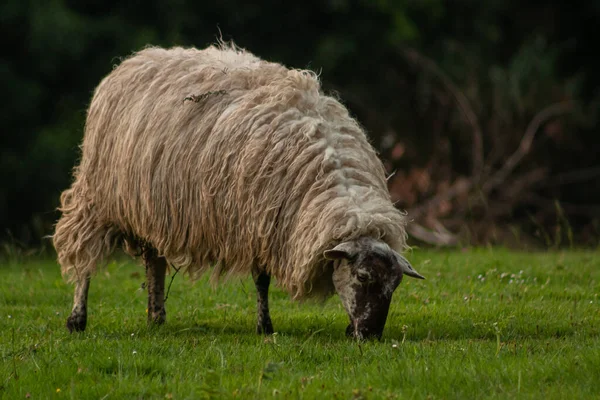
[347,252,401,339]
[331,240,404,340]
[327,238,424,340]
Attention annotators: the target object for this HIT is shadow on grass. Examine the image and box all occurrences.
[75,318,348,342]
[384,316,598,342]
[70,313,598,345]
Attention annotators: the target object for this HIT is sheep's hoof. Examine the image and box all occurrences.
[66,313,87,333]
[257,320,274,335]
[148,309,166,326]
[345,324,354,337]
[148,316,166,326]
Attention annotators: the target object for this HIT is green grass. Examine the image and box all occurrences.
[1,249,599,399]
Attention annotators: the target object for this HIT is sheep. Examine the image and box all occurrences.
[53,42,424,340]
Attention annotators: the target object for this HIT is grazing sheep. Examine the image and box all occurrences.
[53,42,424,340]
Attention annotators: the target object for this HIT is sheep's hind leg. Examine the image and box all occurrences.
[66,274,91,333]
[143,247,167,325]
[252,269,274,334]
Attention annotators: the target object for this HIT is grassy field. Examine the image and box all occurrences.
[0,248,599,399]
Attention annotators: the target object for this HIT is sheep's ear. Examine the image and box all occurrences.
[394,252,425,280]
[324,242,356,261]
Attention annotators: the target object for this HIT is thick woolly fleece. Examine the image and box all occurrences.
[53,42,408,299]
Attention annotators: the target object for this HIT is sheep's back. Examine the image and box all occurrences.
[74,44,405,296]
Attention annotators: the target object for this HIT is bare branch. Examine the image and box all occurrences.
[500,168,548,199]
[183,90,227,103]
[408,178,473,219]
[483,102,573,193]
[407,222,459,246]
[402,47,484,178]
[523,194,600,217]
[538,166,600,188]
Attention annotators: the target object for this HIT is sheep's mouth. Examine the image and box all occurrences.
[345,298,391,341]
[345,321,384,341]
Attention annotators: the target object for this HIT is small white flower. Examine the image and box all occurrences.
[131,333,135,337]
[392,344,398,348]
[8,315,11,319]
[132,350,137,355]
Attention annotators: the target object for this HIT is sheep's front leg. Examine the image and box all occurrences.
[143,248,167,325]
[252,269,274,334]
[66,274,91,333]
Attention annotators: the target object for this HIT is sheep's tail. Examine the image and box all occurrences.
[53,182,122,282]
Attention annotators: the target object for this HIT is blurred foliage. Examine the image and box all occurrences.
[1,0,599,246]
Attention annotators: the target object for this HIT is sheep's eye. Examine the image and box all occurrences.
[357,273,369,283]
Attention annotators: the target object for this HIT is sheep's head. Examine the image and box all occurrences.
[324,237,424,340]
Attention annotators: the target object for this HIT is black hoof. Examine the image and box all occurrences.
[148,311,166,326]
[66,314,87,333]
[345,324,354,337]
[257,320,274,335]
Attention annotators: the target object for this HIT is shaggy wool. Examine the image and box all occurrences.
[53,42,408,299]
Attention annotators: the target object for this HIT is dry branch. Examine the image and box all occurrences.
[483,101,573,193]
[402,47,484,178]
[523,194,600,217]
[405,101,573,246]
[538,166,600,188]
[183,90,227,103]
[406,222,459,246]
[408,178,473,220]
[502,168,548,199]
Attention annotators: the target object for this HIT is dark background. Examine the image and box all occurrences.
[2,0,599,250]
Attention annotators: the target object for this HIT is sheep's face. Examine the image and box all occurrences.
[324,237,424,340]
